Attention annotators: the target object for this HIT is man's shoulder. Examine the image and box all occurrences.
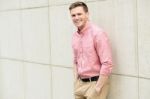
[72,30,77,35]
[90,23,105,36]
[72,32,78,40]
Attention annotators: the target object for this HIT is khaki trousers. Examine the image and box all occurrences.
[74,79,109,99]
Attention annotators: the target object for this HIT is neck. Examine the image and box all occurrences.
[78,21,88,33]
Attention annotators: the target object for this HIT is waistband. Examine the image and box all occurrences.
[80,76,99,82]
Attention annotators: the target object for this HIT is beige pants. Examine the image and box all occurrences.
[74,79,109,99]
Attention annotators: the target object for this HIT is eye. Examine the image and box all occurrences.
[71,14,76,17]
[77,13,82,16]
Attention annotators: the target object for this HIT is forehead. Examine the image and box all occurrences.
[70,6,85,14]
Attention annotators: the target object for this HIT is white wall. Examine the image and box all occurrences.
[0,0,150,99]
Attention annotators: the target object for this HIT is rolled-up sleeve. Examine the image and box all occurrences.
[73,49,77,65]
[95,31,113,76]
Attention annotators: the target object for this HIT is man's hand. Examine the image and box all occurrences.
[95,86,102,93]
[95,75,109,93]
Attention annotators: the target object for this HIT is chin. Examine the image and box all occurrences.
[76,26,81,28]
[75,23,82,26]
[75,25,80,28]
[76,24,82,28]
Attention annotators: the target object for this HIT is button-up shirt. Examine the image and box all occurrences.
[72,22,113,78]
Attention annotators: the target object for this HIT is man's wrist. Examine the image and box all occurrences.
[96,75,108,87]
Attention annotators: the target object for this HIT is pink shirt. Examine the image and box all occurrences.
[72,22,113,78]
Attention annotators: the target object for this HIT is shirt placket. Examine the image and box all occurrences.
[80,36,84,68]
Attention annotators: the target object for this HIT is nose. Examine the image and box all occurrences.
[74,15,79,20]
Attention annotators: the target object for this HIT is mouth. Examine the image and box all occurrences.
[74,20,82,25]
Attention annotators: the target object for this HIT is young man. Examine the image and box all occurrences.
[69,1,113,99]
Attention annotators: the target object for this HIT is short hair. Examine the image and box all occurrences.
[69,1,88,12]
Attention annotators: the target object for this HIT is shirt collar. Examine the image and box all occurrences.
[76,21,91,35]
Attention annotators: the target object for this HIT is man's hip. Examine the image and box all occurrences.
[74,78,110,99]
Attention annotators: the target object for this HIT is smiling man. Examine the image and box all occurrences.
[69,1,113,99]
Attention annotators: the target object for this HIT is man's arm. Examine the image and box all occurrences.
[74,64,78,81]
[73,47,78,81]
[95,31,113,93]
[95,75,108,92]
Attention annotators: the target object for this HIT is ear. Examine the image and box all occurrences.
[86,12,89,16]
[86,12,89,19]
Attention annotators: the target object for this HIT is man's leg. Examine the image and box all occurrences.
[75,94,85,99]
[74,80,88,99]
[98,81,109,99]
[74,79,85,99]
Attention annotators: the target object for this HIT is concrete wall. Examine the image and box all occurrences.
[0,0,150,99]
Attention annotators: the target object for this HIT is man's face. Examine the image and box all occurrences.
[70,6,89,30]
